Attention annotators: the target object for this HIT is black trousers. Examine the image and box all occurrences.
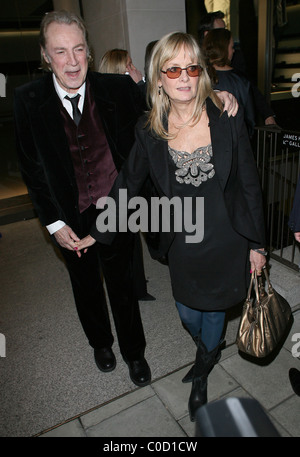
[58,206,146,362]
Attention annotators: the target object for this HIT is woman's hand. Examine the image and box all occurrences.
[216,91,239,117]
[126,63,143,84]
[250,249,267,275]
[75,235,96,254]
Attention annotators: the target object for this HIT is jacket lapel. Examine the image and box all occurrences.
[148,137,173,198]
[207,98,232,191]
[147,114,174,198]
[38,75,75,179]
[87,72,117,148]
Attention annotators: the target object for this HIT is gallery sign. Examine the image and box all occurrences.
[282,132,300,149]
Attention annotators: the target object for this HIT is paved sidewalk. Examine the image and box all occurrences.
[39,311,300,438]
[1,218,300,438]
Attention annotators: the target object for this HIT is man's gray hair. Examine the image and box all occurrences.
[39,10,92,70]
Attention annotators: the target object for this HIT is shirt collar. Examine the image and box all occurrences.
[52,73,86,103]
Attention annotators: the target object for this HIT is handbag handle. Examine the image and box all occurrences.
[253,270,261,305]
[246,267,271,310]
[257,266,272,299]
[261,266,272,292]
[244,271,260,323]
[246,271,260,304]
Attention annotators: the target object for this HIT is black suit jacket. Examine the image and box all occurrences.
[91,98,266,259]
[13,70,144,236]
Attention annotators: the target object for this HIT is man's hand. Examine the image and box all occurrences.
[265,116,277,126]
[216,91,239,117]
[54,225,82,257]
[294,232,300,243]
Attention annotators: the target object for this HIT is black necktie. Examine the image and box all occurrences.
[65,94,81,126]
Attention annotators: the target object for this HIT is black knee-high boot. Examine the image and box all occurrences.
[181,335,198,383]
[182,337,223,383]
[188,339,221,422]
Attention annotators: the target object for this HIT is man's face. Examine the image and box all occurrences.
[42,22,88,94]
[213,18,226,29]
[228,37,235,62]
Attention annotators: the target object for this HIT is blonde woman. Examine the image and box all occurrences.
[78,32,266,421]
[99,48,143,84]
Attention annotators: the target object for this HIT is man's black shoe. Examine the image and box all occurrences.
[126,358,151,387]
[289,368,300,396]
[94,347,116,372]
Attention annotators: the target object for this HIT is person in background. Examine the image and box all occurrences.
[76,31,266,421]
[138,40,158,103]
[198,10,278,127]
[288,179,300,397]
[99,48,143,84]
[198,10,228,47]
[204,0,231,28]
[289,175,300,242]
[14,10,152,387]
[203,28,256,137]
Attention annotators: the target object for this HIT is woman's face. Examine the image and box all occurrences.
[158,45,200,106]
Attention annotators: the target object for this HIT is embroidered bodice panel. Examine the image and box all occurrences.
[168,144,215,187]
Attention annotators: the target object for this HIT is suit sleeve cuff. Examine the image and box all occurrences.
[46,220,66,235]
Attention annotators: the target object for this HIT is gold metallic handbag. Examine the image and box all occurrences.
[236,268,292,358]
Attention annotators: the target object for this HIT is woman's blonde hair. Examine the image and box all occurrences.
[99,49,129,74]
[146,31,223,140]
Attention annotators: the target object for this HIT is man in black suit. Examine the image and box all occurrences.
[13,10,151,386]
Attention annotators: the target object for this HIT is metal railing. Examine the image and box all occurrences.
[254,126,300,271]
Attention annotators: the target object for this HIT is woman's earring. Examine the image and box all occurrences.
[158,86,162,95]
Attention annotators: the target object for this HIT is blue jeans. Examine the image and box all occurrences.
[176,301,225,352]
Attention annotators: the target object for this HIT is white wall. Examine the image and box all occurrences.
[53,0,81,16]
[125,0,186,75]
[81,0,128,71]
[81,0,186,75]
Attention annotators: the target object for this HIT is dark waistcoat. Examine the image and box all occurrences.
[60,81,118,213]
